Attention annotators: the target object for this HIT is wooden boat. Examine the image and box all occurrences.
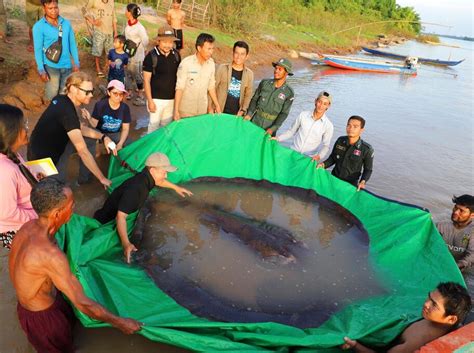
[425,40,460,49]
[323,55,417,75]
[299,52,325,65]
[362,47,465,67]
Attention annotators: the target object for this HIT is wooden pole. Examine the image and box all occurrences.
[356,25,361,46]
[332,20,452,35]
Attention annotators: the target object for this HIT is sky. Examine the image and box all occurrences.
[396,0,473,37]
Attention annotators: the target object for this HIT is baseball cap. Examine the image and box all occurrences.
[272,58,294,76]
[107,80,127,93]
[317,91,332,104]
[145,152,178,172]
[156,25,179,41]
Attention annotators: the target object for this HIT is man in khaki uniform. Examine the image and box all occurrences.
[212,41,254,116]
[173,32,221,119]
[83,0,117,76]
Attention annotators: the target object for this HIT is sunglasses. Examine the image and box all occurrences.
[321,91,330,97]
[76,86,94,96]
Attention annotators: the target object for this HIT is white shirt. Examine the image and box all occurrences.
[278,111,334,158]
[124,21,149,63]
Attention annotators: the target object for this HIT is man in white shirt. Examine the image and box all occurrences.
[272,91,334,161]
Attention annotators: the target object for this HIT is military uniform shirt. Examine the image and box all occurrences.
[247,79,295,134]
[322,136,374,185]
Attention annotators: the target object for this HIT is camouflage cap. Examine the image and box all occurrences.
[316,91,332,104]
[272,58,294,76]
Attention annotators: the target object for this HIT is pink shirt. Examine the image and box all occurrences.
[0,153,37,233]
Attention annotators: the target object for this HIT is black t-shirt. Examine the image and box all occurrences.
[28,95,80,164]
[142,47,180,100]
[94,168,155,224]
[92,98,131,133]
[223,68,243,115]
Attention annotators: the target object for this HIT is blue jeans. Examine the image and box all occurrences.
[44,65,72,100]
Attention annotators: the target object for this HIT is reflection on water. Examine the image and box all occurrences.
[134,179,385,328]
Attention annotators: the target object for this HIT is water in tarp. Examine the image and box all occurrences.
[132,178,386,328]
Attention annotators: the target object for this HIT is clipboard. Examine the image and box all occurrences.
[24,158,58,177]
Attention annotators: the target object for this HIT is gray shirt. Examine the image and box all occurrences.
[436,221,474,275]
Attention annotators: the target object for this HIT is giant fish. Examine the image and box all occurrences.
[199,205,308,264]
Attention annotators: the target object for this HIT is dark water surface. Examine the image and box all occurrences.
[133,179,385,328]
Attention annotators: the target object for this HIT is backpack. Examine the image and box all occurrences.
[150,47,181,75]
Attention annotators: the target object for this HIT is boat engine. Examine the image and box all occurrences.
[405,56,418,68]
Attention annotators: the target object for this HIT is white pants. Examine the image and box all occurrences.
[147,99,174,133]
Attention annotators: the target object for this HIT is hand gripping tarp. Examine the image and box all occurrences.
[56,114,464,352]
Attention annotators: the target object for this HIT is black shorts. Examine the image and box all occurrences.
[173,29,183,50]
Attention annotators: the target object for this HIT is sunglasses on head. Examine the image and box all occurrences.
[322,91,330,97]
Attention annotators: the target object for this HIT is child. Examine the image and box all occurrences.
[124,3,149,106]
[166,0,185,51]
[108,34,128,83]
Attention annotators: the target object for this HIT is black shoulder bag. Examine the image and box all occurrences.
[45,23,63,63]
[124,39,140,58]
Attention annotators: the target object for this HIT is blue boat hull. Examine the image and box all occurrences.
[362,47,465,67]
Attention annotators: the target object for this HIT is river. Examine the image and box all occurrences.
[0,37,472,352]
[279,37,473,219]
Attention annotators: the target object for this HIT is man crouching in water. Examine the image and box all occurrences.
[9,178,141,353]
[94,152,192,263]
[342,282,471,353]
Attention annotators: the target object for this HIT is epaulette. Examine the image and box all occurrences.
[361,140,374,151]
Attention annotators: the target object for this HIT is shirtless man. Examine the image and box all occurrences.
[166,0,185,51]
[341,282,471,353]
[9,178,141,353]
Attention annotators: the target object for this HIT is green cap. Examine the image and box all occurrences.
[272,58,294,76]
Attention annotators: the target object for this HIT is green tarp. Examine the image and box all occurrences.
[56,114,464,352]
